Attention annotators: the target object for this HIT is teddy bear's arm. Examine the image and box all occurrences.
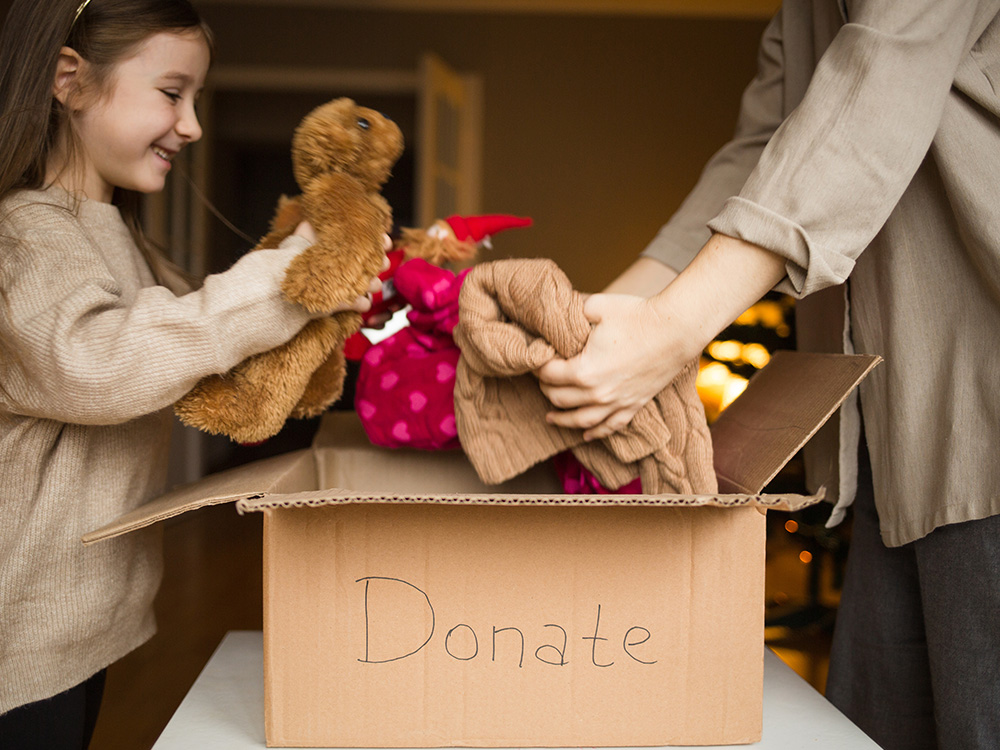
[283,172,391,313]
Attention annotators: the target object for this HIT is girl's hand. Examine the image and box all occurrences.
[293,220,317,243]
[537,293,697,441]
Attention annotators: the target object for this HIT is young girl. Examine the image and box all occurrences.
[0,1,383,747]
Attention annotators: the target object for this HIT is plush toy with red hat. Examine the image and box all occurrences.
[345,213,533,360]
[354,259,471,450]
[353,214,532,450]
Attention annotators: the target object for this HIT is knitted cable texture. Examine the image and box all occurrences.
[453,258,716,494]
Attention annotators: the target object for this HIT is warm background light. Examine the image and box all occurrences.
[695,295,794,422]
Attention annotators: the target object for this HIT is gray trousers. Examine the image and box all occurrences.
[825,441,1000,750]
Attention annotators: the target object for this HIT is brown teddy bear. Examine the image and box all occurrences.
[174,97,404,444]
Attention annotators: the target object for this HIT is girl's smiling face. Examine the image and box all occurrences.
[64,30,209,202]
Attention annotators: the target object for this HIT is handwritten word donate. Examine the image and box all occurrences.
[357,576,657,668]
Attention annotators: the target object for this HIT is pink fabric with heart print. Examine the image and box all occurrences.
[551,451,643,495]
[355,258,470,450]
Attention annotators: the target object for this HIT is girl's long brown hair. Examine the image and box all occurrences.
[0,0,213,285]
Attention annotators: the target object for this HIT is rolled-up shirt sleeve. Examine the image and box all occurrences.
[709,0,998,297]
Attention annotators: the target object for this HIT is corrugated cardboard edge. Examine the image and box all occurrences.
[81,449,317,545]
[711,351,881,494]
[236,486,826,513]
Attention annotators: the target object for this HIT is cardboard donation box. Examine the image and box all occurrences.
[84,351,879,748]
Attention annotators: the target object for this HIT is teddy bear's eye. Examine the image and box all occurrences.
[357,117,370,130]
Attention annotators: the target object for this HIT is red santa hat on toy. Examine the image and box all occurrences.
[444,214,533,248]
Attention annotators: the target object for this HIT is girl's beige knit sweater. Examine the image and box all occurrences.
[0,187,314,714]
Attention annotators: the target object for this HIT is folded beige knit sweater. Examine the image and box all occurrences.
[453,258,717,494]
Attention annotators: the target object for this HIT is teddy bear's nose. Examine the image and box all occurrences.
[357,118,370,130]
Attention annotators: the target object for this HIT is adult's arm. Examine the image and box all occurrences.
[540,0,998,438]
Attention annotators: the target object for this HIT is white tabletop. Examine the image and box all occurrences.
[152,631,881,749]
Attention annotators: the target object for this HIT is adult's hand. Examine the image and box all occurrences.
[537,292,700,440]
[537,233,788,440]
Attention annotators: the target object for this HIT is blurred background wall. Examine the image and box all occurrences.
[192,4,769,292]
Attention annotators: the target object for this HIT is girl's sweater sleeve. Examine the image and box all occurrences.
[708,0,1000,297]
[0,211,316,424]
[641,10,787,272]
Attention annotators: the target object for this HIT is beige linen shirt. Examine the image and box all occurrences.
[642,0,1000,546]
[0,187,314,712]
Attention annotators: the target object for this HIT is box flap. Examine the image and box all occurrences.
[82,449,316,545]
[311,411,568,496]
[711,351,880,494]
